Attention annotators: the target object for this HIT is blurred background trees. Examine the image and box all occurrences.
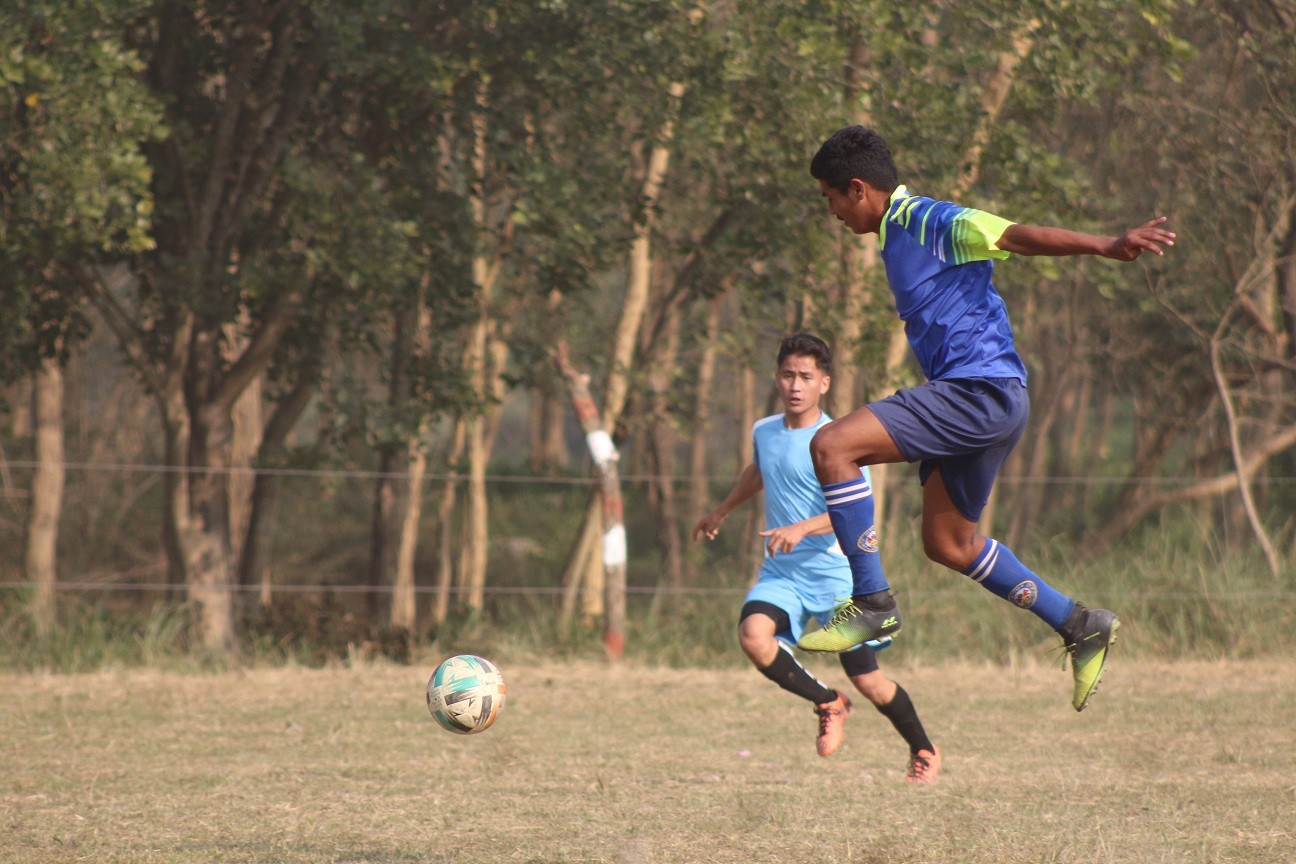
[2,0,1294,659]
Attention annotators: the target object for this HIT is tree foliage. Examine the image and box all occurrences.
[2,0,1294,650]
[0,0,160,372]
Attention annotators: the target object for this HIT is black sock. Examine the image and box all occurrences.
[758,644,837,705]
[876,684,933,754]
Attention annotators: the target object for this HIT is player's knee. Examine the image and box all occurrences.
[850,672,892,706]
[922,534,967,570]
[809,425,836,470]
[737,621,773,663]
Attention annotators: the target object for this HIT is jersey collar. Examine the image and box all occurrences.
[782,407,827,430]
[878,184,909,251]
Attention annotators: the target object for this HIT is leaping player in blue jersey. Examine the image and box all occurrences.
[795,126,1176,712]
[693,332,940,783]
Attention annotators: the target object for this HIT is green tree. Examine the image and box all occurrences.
[85,1,419,652]
[0,0,161,635]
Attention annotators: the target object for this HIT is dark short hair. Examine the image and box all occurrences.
[810,126,898,194]
[777,332,832,375]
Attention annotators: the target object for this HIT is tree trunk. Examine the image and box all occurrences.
[559,490,600,628]
[392,436,427,632]
[369,444,403,622]
[90,265,302,654]
[832,26,873,421]
[647,305,684,591]
[86,5,319,654]
[737,364,763,577]
[392,299,435,633]
[371,286,434,631]
[187,404,237,655]
[687,296,723,540]
[8,378,32,439]
[602,83,685,430]
[459,407,489,614]
[529,383,570,473]
[555,340,628,659]
[456,80,514,615]
[223,316,263,579]
[458,323,513,613]
[581,502,606,629]
[951,21,1041,197]
[550,80,685,659]
[238,369,317,606]
[25,356,64,637]
[431,419,467,628]
[1210,311,1282,577]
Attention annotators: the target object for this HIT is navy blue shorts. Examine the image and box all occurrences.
[868,377,1029,522]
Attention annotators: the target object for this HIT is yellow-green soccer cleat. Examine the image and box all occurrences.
[797,597,902,653]
[1065,608,1120,711]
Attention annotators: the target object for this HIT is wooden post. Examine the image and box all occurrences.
[554,341,627,660]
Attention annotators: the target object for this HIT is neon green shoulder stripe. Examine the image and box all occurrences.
[952,208,1014,263]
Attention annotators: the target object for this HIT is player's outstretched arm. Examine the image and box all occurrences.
[693,462,763,541]
[998,216,1175,261]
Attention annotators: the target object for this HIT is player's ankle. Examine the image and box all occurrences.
[853,590,896,611]
[1056,601,1088,641]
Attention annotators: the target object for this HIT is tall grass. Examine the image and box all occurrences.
[0,594,196,672]
[3,513,1292,674]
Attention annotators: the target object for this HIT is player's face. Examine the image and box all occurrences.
[819,178,884,235]
[776,354,830,423]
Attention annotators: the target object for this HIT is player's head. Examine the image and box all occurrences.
[777,331,832,373]
[810,127,898,235]
[810,126,898,193]
[775,332,832,423]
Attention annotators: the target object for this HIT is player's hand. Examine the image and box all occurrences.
[760,524,807,556]
[1105,215,1175,261]
[693,510,726,542]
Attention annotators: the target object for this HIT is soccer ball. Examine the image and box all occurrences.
[426,654,507,735]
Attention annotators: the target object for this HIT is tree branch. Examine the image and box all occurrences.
[208,289,303,416]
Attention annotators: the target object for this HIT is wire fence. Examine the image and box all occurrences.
[2,582,1294,600]
[6,458,1296,485]
[2,459,1293,603]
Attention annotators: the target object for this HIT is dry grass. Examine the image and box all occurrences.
[3,656,1294,863]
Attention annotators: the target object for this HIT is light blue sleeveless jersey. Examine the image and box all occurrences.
[751,412,860,584]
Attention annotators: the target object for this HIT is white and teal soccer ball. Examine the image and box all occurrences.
[426,654,507,735]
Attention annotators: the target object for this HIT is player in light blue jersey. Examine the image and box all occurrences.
[797,126,1175,712]
[694,332,940,782]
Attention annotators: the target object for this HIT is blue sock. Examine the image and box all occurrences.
[963,539,1075,630]
[823,476,889,596]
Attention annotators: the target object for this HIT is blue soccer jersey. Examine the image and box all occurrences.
[751,412,863,569]
[879,185,1028,384]
[748,411,854,641]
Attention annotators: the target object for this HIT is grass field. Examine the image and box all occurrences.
[3,655,1295,864]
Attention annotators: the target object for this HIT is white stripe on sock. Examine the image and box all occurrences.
[826,488,873,506]
[968,539,999,583]
[824,481,871,504]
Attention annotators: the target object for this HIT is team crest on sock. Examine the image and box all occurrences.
[856,526,879,553]
[1009,580,1038,608]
